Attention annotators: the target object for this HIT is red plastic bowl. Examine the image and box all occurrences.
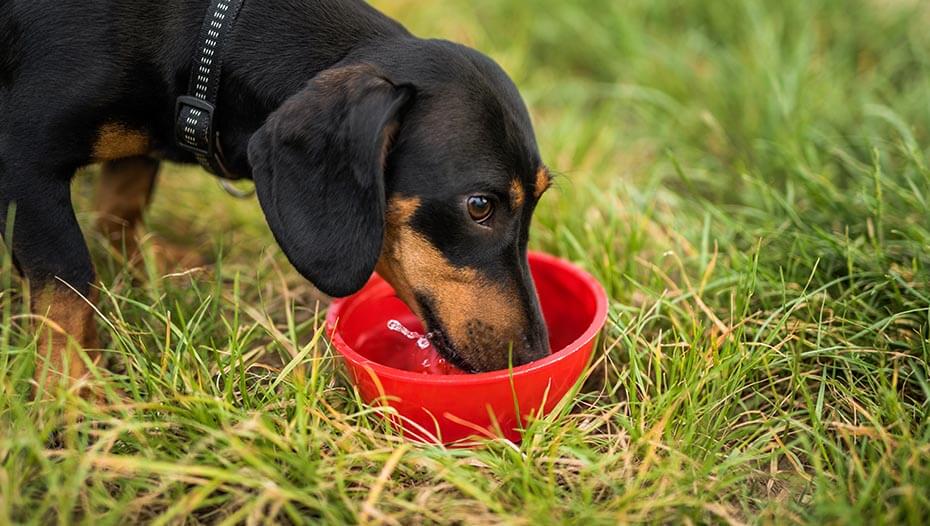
[326,251,608,444]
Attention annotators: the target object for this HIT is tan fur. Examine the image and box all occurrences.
[94,157,202,270]
[533,167,551,198]
[376,196,525,367]
[375,197,423,314]
[92,123,151,162]
[510,179,525,209]
[95,156,158,256]
[32,285,100,394]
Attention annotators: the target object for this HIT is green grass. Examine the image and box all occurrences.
[3,0,930,523]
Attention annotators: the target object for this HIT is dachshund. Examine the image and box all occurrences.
[0,0,553,393]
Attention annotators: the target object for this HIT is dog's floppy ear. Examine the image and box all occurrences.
[248,64,414,297]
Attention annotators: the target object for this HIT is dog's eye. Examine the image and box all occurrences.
[466,195,494,224]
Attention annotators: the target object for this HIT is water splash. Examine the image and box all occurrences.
[387,319,432,350]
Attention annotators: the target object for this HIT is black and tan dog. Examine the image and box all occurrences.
[0,0,552,391]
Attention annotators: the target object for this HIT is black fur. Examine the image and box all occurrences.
[248,66,413,296]
[0,0,551,371]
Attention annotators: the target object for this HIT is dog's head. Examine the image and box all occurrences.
[248,40,551,372]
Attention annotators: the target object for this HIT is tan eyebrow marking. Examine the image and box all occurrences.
[510,179,525,209]
[533,167,552,198]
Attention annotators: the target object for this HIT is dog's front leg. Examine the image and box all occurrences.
[95,156,160,260]
[95,155,203,271]
[1,168,100,397]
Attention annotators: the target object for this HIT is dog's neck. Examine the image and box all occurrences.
[157,0,411,176]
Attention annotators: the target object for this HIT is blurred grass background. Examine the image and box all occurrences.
[3,0,930,523]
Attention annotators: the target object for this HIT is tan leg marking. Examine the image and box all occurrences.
[95,157,204,271]
[32,285,100,395]
[92,124,151,162]
[95,156,158,258]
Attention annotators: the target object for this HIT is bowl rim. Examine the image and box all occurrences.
[325,251,609,386]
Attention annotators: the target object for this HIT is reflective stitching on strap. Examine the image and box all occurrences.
[175,0,246,176]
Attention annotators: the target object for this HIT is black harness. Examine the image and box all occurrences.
[175,0,246,179]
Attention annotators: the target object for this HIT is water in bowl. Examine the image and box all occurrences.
[350,298,464,375]
[345,286,577,376]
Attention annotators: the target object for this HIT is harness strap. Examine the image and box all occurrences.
[175,0,246,178]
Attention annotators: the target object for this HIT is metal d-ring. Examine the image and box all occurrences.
[213,132,256,199]
[217,178,256,199]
